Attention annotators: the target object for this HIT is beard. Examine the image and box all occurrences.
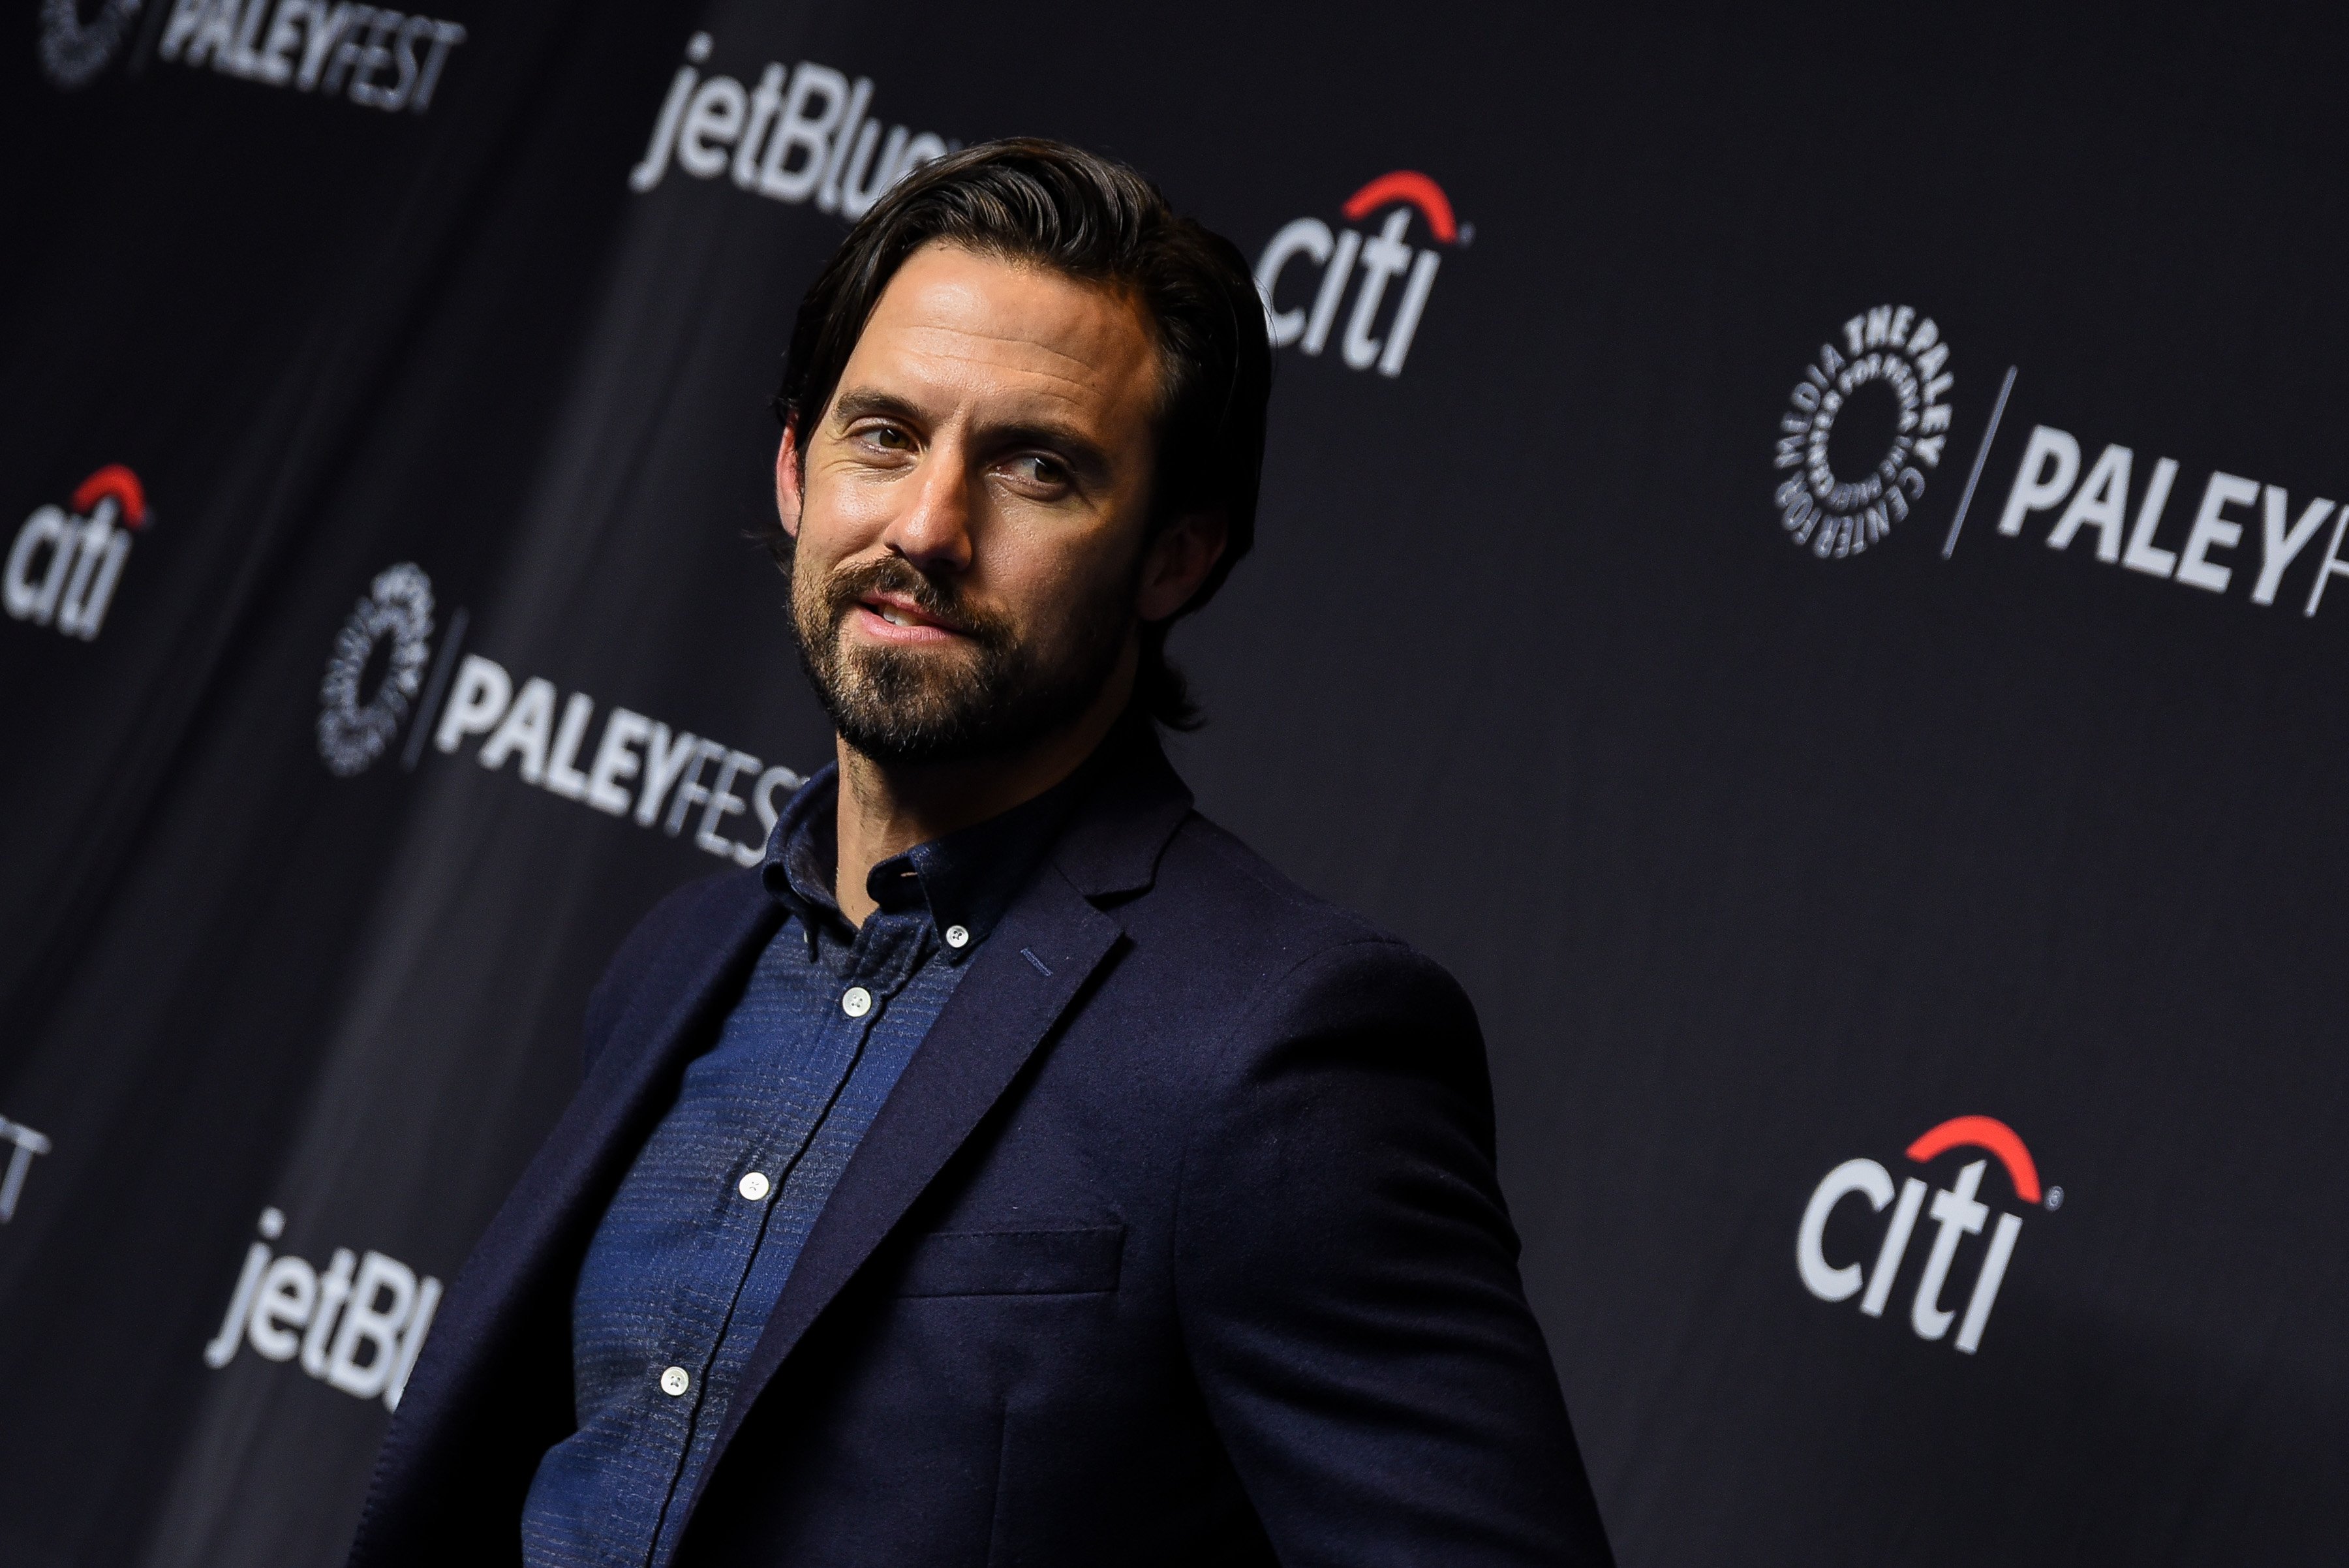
[789,547,1135,768]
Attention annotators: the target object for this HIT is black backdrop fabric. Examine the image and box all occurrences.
[6,5,2348,1563]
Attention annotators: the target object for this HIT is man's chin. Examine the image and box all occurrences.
[802,614,1124,771]
[821,654,1000,767]
[831,700,1014,769]
[835,639,986,702]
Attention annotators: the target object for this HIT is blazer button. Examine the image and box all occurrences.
[737,1171,771,1202]
[660,1366,690,1398]
[944,924,970,949]
[841,987,873,1018]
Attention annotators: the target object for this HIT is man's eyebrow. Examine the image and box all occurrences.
[828,388,924,427]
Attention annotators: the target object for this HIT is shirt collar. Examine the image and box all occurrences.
[760,758,1093,956]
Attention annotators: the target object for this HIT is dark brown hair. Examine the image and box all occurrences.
[771,137,1272,728]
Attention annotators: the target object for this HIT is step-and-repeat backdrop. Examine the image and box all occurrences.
[5,6,2342,1564]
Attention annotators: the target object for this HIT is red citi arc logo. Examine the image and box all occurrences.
[6,465,152,641]
[1253,171,1464,379]
[1798,1115,2049,1356]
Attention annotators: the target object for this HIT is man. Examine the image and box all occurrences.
[350,139,1612,1567]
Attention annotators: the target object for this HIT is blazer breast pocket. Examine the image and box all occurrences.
[893,1225,1125,1298]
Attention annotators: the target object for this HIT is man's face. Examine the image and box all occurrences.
[779,242,1170,767]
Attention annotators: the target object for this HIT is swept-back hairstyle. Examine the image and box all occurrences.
[771,137,1272,728]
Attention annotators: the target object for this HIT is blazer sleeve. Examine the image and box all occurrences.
[1173,937,1614,1567]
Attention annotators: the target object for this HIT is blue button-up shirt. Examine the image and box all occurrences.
[519,765,1075,1568]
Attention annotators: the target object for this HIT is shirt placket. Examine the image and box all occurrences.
[642,912,933,1565]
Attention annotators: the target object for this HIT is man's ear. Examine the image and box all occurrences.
[1137,509,1229,623]
[775,425,805,540]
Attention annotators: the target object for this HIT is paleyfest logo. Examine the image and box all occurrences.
[1796,1114,2053,1357]
[39,0,468,112]
[0,1113,52,1225]
[1772,305,1956,559]
[1758,308,2349,634]
[314,561,806,865]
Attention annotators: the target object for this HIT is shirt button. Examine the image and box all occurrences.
[737,1171,771,1202]
[944,925,970,949]
[841,986,872,1018]
[660,1366,690,1397]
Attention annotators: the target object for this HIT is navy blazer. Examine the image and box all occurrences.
[348,731,1614,1566]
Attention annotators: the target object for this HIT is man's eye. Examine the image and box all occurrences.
[1007,455,1067,486]
[860,425,912,451]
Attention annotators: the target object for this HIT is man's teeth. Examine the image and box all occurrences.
[880,606,914,626]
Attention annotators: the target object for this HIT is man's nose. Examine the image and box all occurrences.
[880,454,974,574]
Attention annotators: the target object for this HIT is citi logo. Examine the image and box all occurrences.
[6,465,151,641]
[1797,1115,2053,1356]
[1255,172,1464,379]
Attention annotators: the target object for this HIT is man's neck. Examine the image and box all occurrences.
[831,666,1135,927]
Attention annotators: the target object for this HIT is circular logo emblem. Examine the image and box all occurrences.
[37,0,144,89]
[318,563,435,777]
[1772,305,1956,559]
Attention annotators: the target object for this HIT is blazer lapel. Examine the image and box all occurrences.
[682,860,1124,1503]
[372,872,782,1513]
[484,872,784,1306]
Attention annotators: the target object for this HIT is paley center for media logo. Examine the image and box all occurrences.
[1771,305,1956,559]
[1797,1114,2055,1356]
[1255,171,1465,380]
[315,561,806,865]
[6,464,151,640]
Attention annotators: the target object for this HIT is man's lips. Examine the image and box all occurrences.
[850,592,968,645]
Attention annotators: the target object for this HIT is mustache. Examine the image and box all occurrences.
[816,556,1012,647]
